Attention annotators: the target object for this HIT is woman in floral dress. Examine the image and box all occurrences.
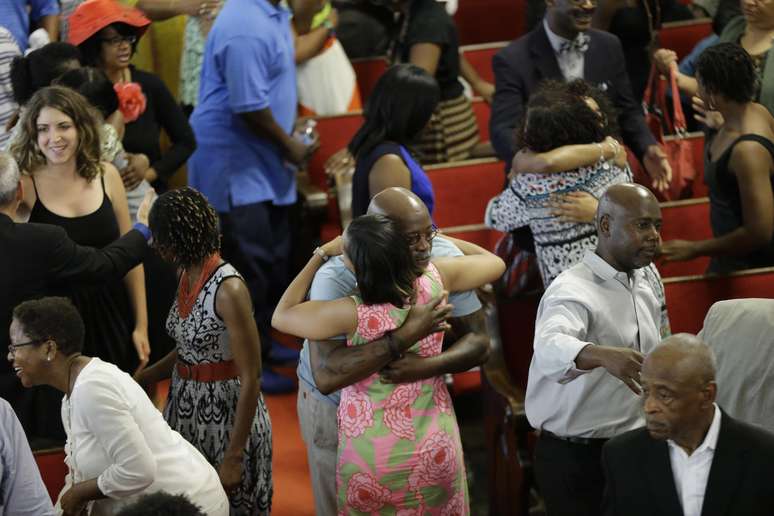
[136,187,273,515]
[273,214,505,514]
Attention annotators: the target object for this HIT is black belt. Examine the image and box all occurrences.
[541,430,609,446]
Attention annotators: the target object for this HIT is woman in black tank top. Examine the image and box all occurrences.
[10,86,149,377]
[661,43,774,272]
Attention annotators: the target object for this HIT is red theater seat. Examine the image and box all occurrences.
[658,19,714,61]
[34,447,67,503]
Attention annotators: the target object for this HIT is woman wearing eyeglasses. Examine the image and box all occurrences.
[273,214,504,513]
[8,296,229,516]
[68,0,196,195]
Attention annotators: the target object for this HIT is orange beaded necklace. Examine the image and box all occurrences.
[177,253,222,319]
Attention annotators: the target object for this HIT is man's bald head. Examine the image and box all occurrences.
[595,183,662,272]
[366,187,434,267]
[641,333,718,447]
[596,183,659,226]
[367,187,428,221]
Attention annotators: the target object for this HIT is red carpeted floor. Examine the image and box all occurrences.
[264,391,315,516]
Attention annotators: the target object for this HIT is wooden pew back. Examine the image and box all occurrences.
[460,41,507,85]
[308,111,364,189]
[426,157,505,229]
[664,267,774,333]
[350,57,388,103]
[34,447,67,503]
[657,197,712,277]
[453,0,526,45]
[657,18,714,61]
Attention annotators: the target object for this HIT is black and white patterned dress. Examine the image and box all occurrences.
[164,263,273,515]
[485,161,671,336]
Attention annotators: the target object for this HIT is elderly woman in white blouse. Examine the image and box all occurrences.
[7,296,228,516]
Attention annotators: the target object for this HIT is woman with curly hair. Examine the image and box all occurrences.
[486,79,671,336]
[135,187,273,515]
[485,80,632,285]
[273,214,505,514]
[11,85,150,376]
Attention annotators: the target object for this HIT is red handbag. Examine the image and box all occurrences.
[642,64,698,200]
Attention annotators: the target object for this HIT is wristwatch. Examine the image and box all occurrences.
[313,246,329,262]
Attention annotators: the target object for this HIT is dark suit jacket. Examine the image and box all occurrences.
[602,411,774,516]
[489,24,656,165]
[0,213,147,352]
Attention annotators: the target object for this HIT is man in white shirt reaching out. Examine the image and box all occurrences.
[602,334,774,516]
[526,182,666,515]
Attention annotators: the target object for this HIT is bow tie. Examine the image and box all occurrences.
[558,33,590,55]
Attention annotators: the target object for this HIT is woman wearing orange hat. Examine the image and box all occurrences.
[69,0,194,372]
[68,0,196,195]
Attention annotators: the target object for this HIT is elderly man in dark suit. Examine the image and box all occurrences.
[0,152,152,442]
[490,0,671,192]
[602,333,774,516]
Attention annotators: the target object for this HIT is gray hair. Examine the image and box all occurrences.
[0,152,21,206]
[659,333,718,384]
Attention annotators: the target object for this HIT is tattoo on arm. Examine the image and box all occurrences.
[311,337,393,393]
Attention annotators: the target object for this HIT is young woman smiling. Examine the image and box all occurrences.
[11,85,150,376]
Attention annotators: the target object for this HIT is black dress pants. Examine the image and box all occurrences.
[534,432,608,516]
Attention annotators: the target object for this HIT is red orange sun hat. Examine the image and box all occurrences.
[68,0,151,46]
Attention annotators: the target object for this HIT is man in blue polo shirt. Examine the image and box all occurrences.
[188,0,315,393]
[0,0,59,52]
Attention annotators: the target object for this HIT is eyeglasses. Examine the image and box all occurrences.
[405,225,438,246]
[8,338,47,356]
[101,35,137,47]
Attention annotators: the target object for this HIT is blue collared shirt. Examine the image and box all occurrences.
[188,0,297,212]
[0,0,59,51]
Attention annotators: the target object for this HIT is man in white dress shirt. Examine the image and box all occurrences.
[602,334,774,516]
[526,183,665,515]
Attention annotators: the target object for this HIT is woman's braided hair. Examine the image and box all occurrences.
[148,187,220,268]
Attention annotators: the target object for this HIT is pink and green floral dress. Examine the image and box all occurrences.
[336,264,469,515]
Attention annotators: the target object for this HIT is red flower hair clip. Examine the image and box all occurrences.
[113,82,147,123]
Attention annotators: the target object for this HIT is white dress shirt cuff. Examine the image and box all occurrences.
[559,341,595,383]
